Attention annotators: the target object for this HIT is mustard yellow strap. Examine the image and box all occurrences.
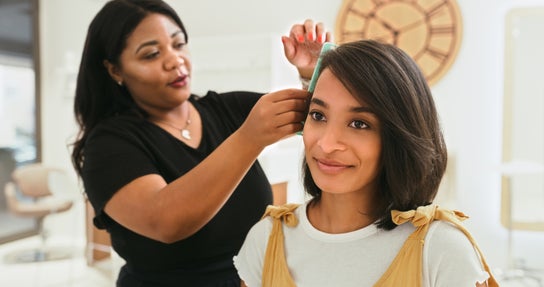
[385,205,499,287]
[261,204,300,287]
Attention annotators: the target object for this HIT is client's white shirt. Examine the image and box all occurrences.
[234,202,490,287]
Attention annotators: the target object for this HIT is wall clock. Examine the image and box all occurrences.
[335,0,463,86]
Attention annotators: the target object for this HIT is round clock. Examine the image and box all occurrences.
[335,0,463,86]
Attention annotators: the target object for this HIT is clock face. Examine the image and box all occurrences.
[335,0,463,86]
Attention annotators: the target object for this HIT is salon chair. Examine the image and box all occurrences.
[3,163,75,263]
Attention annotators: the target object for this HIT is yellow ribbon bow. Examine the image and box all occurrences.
[261,203,300,287]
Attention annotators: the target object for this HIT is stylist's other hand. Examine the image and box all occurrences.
[238,89,308,147]
[282,19,332,79]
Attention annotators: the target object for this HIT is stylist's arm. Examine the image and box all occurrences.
[104,89,308,243]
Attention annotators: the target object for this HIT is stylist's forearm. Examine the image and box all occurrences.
[153,131,264,242]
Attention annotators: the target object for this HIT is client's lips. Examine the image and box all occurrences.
[315,157,351,174]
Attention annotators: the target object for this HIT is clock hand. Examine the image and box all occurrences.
[373,18,400,44]
[398,18,426,33]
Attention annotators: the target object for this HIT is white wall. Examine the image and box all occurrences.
[39,0,544,273]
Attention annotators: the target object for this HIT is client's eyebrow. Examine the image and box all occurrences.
[310,97,327,108]
[310,97,375,114]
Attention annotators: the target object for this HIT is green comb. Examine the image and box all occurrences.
[308,42,337,93]
[298,42,337,135]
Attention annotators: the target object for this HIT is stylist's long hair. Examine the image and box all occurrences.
[302,40,448,230]
[71,0,187,175]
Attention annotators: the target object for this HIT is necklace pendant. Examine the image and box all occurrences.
[181,129,191,140]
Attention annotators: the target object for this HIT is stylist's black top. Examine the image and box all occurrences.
[82,91,273,287]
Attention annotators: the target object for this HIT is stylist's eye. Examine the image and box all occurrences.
[349,120,369,129]
[309,111,326,122]
[144,51,160,60]
[174,42,186,50]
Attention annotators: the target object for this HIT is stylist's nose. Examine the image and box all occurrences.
[165,53,185,70]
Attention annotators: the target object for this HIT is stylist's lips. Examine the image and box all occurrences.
[168,74,188,87]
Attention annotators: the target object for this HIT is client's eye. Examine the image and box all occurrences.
[309,111,326,122]
[349,120,369,130]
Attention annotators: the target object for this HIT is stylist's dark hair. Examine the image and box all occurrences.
[71,0,187,176]
[302,40,448,230]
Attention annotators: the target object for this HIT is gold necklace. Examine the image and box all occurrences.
[156,103,192,140]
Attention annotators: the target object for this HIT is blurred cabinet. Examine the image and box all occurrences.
[271,182,287,206]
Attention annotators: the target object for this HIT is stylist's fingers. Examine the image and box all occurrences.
[274,110,306,135]
[275,97,308,115]
[274,103,307,128]
[268,88,309,102]
[268,90,308,132]
[272,98,308,130]
[240,89,309,146]
[266,89,308,126]
[269,100,307,137]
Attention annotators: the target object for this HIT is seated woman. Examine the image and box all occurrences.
[233,40,498,287]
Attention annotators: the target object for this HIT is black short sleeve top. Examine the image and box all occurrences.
[81,91,273,283]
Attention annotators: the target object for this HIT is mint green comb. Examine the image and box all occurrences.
[298,42,337,135]
[307,42,337,93]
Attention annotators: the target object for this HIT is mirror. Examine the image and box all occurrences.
[501,6,544,231]
[0,0,40,243]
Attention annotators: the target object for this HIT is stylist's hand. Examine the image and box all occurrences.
[282,19,333,79]
[238,89,308,147]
